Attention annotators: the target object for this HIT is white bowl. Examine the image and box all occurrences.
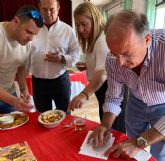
[38,110,66,128]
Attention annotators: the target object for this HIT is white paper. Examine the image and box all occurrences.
[79,130,115,160]
[133,150,152,161]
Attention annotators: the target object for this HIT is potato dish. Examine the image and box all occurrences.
[38,110,66,128]
[0,113,28,130]
[41,111,63,123]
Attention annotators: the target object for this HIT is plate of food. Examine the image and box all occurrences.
[0,112,29,130]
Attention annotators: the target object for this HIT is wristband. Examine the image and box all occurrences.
[80,91,89,100]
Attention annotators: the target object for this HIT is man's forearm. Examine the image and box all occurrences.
[0,87,17,107]
[140,127,165,147]
[16,66,28,92]
[101,112,117,129]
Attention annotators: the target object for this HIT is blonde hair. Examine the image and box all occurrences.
[74,2,105,54]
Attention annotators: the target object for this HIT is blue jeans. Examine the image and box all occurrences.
[125,93,165,161]
[0,92,17,114]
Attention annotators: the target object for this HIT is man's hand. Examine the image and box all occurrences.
[105,138,141,159]
[14,97,33,112]
[20,88,31,103]
[15,89,33,112]
[45,51,62,63]
[87,125,109,148]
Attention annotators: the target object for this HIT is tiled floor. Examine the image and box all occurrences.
[71,94,100,123]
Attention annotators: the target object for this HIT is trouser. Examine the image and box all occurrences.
[0,92,17,114]
[95,81,128,133]
[95,81,107,120]
[32,71,71,113]
[126,93,165,161]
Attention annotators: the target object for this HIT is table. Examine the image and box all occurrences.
[26,71,88,99]
[69,71,88,99]
[0,113,156,161]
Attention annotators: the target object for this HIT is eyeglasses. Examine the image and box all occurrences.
[110,51,134,61]
[17,10,43,27]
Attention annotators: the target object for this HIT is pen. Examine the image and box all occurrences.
[104,128,113,136]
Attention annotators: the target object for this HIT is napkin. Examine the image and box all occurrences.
[133,150,152,161]
[79,130,115,160]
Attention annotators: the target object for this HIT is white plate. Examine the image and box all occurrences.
[0,113,29,130]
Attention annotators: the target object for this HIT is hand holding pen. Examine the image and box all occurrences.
[87,125,113,148]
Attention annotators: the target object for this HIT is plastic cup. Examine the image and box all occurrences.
[73,114,86,131]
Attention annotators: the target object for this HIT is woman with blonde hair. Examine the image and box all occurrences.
[68,2,126,132]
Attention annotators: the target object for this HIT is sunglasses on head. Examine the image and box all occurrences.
[17,10,43,27]
[17,10,43,21]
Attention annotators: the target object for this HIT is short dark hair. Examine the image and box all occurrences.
[16,5,43,28]
[105,10,149,36]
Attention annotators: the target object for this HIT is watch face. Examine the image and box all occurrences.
[137,137,148,147]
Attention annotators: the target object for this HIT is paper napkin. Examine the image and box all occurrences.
[79,130,115,160]
[133,150,152,161]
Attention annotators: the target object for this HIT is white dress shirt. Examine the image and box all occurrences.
[30,18,80,79]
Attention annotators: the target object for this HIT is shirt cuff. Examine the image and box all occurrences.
[64,55,78,68]
[153,116,165,136]
[102,102,121,116]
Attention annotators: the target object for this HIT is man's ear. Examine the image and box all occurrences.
[13,16,20,25]
[145,33,151,46]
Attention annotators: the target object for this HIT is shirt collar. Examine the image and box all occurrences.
[44,17,60,29]
[144,37,153,66]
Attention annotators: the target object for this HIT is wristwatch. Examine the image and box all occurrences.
[61,55,66,64]
[136,136,148,148]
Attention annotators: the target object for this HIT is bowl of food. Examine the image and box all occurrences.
[38,110,66,128]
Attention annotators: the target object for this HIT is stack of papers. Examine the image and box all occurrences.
[79,130,115,160]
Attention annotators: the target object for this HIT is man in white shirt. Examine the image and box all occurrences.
[0,6,43,114]
[30,0,79,112]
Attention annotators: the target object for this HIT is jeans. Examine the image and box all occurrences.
[32,71,71,113]
[125,93,165,161]
[0,92,17,114]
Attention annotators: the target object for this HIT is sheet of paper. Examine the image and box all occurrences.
[133,150,152,161]
[79,130,115,160]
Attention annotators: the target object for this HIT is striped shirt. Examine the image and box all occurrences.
[103,29,165,135]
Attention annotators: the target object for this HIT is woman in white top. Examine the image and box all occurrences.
[69,2,127,133]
